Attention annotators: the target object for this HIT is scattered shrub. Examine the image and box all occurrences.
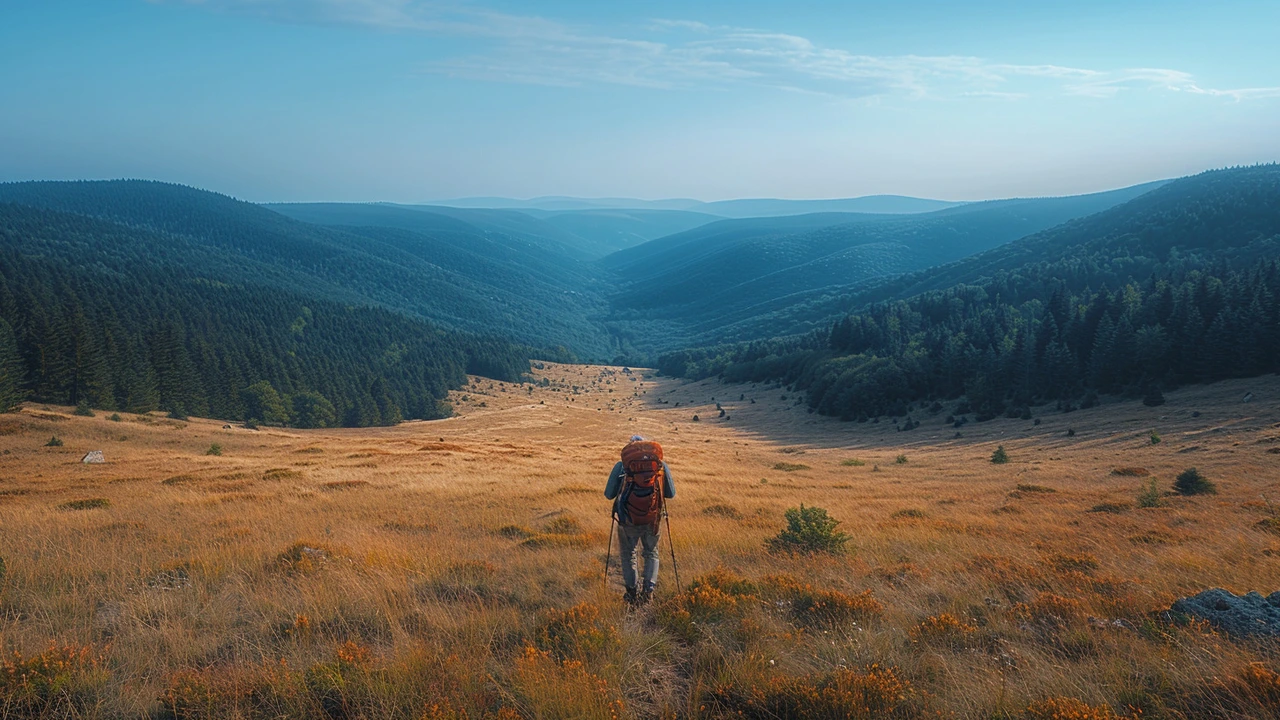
[1013,593,1084,627]
[108,413,122,422]
[764,575,884,625]
[840,458,866,466]
[767,505,848,555]
[1142,387,1166,407]
[1174,467,1216,495]
[691,414,700,422]
[0,644,106,716]
[773,462,810,472]
[510,647,625,719]
[59,498,110,511]
[991,446,1009,464]
[1023,696,1120,719]
[1255,518,1280,536]
[895,454,908,464]
[168,407,189,421]
[322,480,370,490]
[206,443,223,456]
[1111,466,1149,477]
[1137,478,1163,508]
[702,503,742,519]
[73,402,95,417]
[45,435,63,447]
[274,542,335,574]
[1046,552,1099,574]
[910,613,978,648]
[703,664,913,719]
[1067,428,1076,437]
[535,603,617,661]
[1149,430,1161,445]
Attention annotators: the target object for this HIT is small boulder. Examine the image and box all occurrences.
[81,450,106,464]
[1170,588,1280,638]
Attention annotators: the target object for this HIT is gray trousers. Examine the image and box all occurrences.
[617,522,660,590]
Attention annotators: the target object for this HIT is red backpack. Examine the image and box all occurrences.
[617,440,665,527]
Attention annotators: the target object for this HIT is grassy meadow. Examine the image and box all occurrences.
[2,363,1279,718]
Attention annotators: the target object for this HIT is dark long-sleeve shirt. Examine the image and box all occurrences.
[605,461,676,509]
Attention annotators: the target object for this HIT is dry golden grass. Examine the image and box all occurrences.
[2,363,1280,718]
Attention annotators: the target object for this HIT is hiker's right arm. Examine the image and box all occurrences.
[604,462,624,499]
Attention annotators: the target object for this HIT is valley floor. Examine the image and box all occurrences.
[2,364,1279,718]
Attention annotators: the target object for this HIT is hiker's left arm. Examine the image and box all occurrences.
[604,462,624,499]
[662,462,676,498]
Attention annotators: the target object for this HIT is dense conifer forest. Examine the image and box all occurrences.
[656,165,1280,421]
[0,202,528,426]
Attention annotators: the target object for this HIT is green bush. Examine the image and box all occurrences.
[73,402,94,417]
[45,435,63,447]
[59,498,110,511]
[773,462,809,472]
[895,454,908,464]
[1174,467,1216,495]
[767,505,848,555]
[991,446,1009,464]
[206,443,223,456]
[1149,430,1161,445]
[1137,478,1163,508]
[108,413,122,422]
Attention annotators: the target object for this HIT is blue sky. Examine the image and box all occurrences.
[1,1,1278,202]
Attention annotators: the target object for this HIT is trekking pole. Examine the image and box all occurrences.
[603,512,616,586]
[664,508,682,594]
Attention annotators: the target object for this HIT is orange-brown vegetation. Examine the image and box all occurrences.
[2,364,1279,717]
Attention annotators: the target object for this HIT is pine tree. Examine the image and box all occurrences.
[0,318,25,412]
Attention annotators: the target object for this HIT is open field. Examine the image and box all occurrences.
[2,363,1280,718]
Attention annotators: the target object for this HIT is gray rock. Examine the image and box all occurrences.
[81,450,105,464]
[1171,588,1280,637]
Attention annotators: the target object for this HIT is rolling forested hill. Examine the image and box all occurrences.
[603,182,1166,350]
[268,203,718,259]
[0,201,529,426]
[658,165,1280,420]
[0,181,618,357]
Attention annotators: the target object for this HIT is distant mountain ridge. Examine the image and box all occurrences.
[602,181,1169,350]
[432,194,962,217]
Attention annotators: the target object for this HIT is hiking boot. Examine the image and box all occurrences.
[638,583,656,605]
[623,587,638,606]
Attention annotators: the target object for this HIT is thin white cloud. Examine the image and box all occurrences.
[165,0,1280,102]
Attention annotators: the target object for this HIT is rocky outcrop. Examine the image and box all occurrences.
[1171,588,1280,638]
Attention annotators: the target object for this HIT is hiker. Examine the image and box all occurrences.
[605,435,676,605]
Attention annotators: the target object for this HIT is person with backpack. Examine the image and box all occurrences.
[605,435,676,605]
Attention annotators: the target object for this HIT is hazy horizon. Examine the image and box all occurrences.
[3,1,1278,203]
